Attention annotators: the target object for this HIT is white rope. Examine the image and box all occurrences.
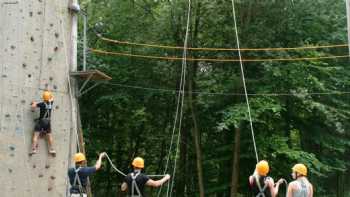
[231,0,259,162]
[167,1,191,197]
[104,153,127,176]
[104,153,168,178]
[157,1,191,196]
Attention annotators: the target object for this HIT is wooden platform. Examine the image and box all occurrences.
[70,69,112,81]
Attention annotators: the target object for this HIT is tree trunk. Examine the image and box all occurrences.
[188,66,205,197]
[230,127,241,197]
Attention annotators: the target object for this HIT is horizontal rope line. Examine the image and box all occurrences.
[99,36,348,51]
[90,48,350,62]
[105,82,350,96]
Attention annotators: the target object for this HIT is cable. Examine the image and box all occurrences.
[168,1,191,197]
[98,35,348,52]
[105,82,350,96]
[231,0,259,162]
[90,48,350,62]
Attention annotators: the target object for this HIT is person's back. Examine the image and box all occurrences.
[287,164,313,197]
[121,157,171,197]
[124,170,150,197]
[68,166,96,194]
[250,175,272,197]
[68,152,106,197]
[289,177,312,197]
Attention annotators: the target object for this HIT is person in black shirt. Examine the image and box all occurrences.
[121,157,170,197]
[29,91,56,155]
[249,160,284,197]
[68,152,106,197]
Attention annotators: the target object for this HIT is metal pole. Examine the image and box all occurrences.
[346,0,350,55]
[83,14,87,71]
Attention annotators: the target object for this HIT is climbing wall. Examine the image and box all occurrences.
[0,0,77,196]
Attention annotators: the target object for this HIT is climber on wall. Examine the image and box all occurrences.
[29,90,56,156]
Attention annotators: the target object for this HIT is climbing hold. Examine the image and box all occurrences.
[21,100,26,104]
[49,76,53,81]
[45,164,50,169]
[50,23,54,27]
[54,46,58,52]
[9,145,15,151]
[28,74,31,78]
[22,63,27,68]
[8,169,13,173]
[2,74,7,78]
[50,175,55,180]
[10,153,14,157]
[5,114,10,118]
[38,173,43,178]
[32,164,36,169]
[10,45,16,50]
[54,33,59,38]
[53,85,57,90]
[29,11,33,17]
[48,57,52,62]
[55,106,59,110]
[37,11,42,15]
[30,36,34,42]
[48,187,53,191]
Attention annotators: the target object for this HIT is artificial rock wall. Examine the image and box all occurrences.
[0,0,78,196]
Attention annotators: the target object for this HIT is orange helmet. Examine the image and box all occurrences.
[292,164,307,176]
[42,91,53,101]
[132,157,144,169]
[74,153,86,163]
[256,160,269,176]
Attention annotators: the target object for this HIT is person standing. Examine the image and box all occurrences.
[287,164,313,197]
[68,152,106,197]
[121,157,171,197]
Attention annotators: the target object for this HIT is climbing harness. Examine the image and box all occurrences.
[71,167,86,197]
[253,175,271,197]
[130,171,143,197]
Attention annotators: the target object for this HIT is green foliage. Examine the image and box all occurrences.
[79,0,350,196]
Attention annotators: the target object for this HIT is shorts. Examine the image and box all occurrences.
[34,119,51,133]
[70,194,87,197]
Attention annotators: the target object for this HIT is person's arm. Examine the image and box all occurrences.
[309,183,313,197]
[95,152,106,170]
[31,101,38,111]
[287,182,295,197]
[272,179,284,197]
[146,174,171,188]
[266,178,276,197]
[249,175,254,186]
[121,182,128,191]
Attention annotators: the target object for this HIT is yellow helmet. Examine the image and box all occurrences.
[256,160,269,176]
[42,91,53,101]
[292,164,307,176]
[74,153,86,163]
[132,157,144,169]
